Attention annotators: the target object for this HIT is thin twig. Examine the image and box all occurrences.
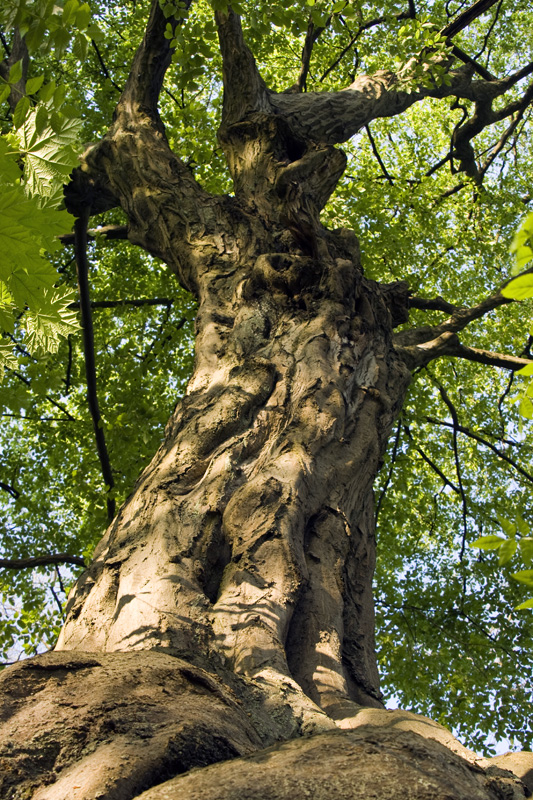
[365,124,394,185]
[427,415,533,485]
[75,209,116,523]
[376,422,402,520]
[91,39,123,93]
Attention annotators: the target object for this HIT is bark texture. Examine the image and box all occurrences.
[1,651,528,800]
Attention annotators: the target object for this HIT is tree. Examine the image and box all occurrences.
[1,0,533,797]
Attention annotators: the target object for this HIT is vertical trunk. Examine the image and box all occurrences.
[56,203,411,710]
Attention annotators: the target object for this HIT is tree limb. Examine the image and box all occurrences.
[409,295,459,313]
[288,18,326,93]
[67,297,174,311]
[59,224,129,246]
[117,0,193,122]
[0,553,86,570]
[396,289,512,347]
[439,0,501,41]
[396,330,533,371]
[0,481,19,499]
[404,425,460,493]
[74,208,116,523]
[215,7,270,127]
[427,415,533,485]
[6,368,77,421]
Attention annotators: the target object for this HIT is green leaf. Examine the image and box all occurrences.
[75,3,91,30]
[13,95,31,129]
[26,75,45,95]
[511,570,533,588]
[518,396,533,419]
[502,273,533,299]
[514,598,533,610]
[8,59,23,85]
[519,537,533,567]
[516,363,533,376]
[16,102,82,201]
[498,539,517,566]
[0,83,10,104]
[470,535,506,550]
[496,513,516,538]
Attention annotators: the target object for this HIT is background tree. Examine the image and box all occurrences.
[1,0,533,797]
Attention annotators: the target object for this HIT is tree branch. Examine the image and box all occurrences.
[67,297,174,311]
[0,553,86,570]
[118,0,193,122]
[288,18,326,93]
[396,330,533,371]
[215,7,270,128]
[427,416,533,486]
[91,39,123,94]
[6,368,77,421]
[396,289,512,348]
[59,224,129,246]
[409,295,459,313]
[404,425,460,493]
[365,124,394,184]
[74,209,116,523]
[0,481,19,499]
[0,29,28,111]
[439,0,501,40]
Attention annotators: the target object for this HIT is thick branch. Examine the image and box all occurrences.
[409,295,459,313]
[439,0,501,40]
[396,290,512,347]
[215,8,270,126]
[0,553,86,570]
[396,330,533,371]
[118,0,192,121]
[75,210,116,523]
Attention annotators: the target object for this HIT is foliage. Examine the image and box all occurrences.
[1,0,533,757]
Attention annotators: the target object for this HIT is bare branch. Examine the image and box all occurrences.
[0,553,86,570]
[427,416,533,485]
[288,18,326,93]
[396,289,511,347]
[59,225,129,246]
[75,209,116,524]
[67,297,174,311]
[396,330,533,371]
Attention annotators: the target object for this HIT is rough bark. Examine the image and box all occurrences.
[2,3,532,799]
[1,651,529,800]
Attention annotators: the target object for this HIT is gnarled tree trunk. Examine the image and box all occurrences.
[1,4,532,800]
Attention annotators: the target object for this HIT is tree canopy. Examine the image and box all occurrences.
[1,0,532,756]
